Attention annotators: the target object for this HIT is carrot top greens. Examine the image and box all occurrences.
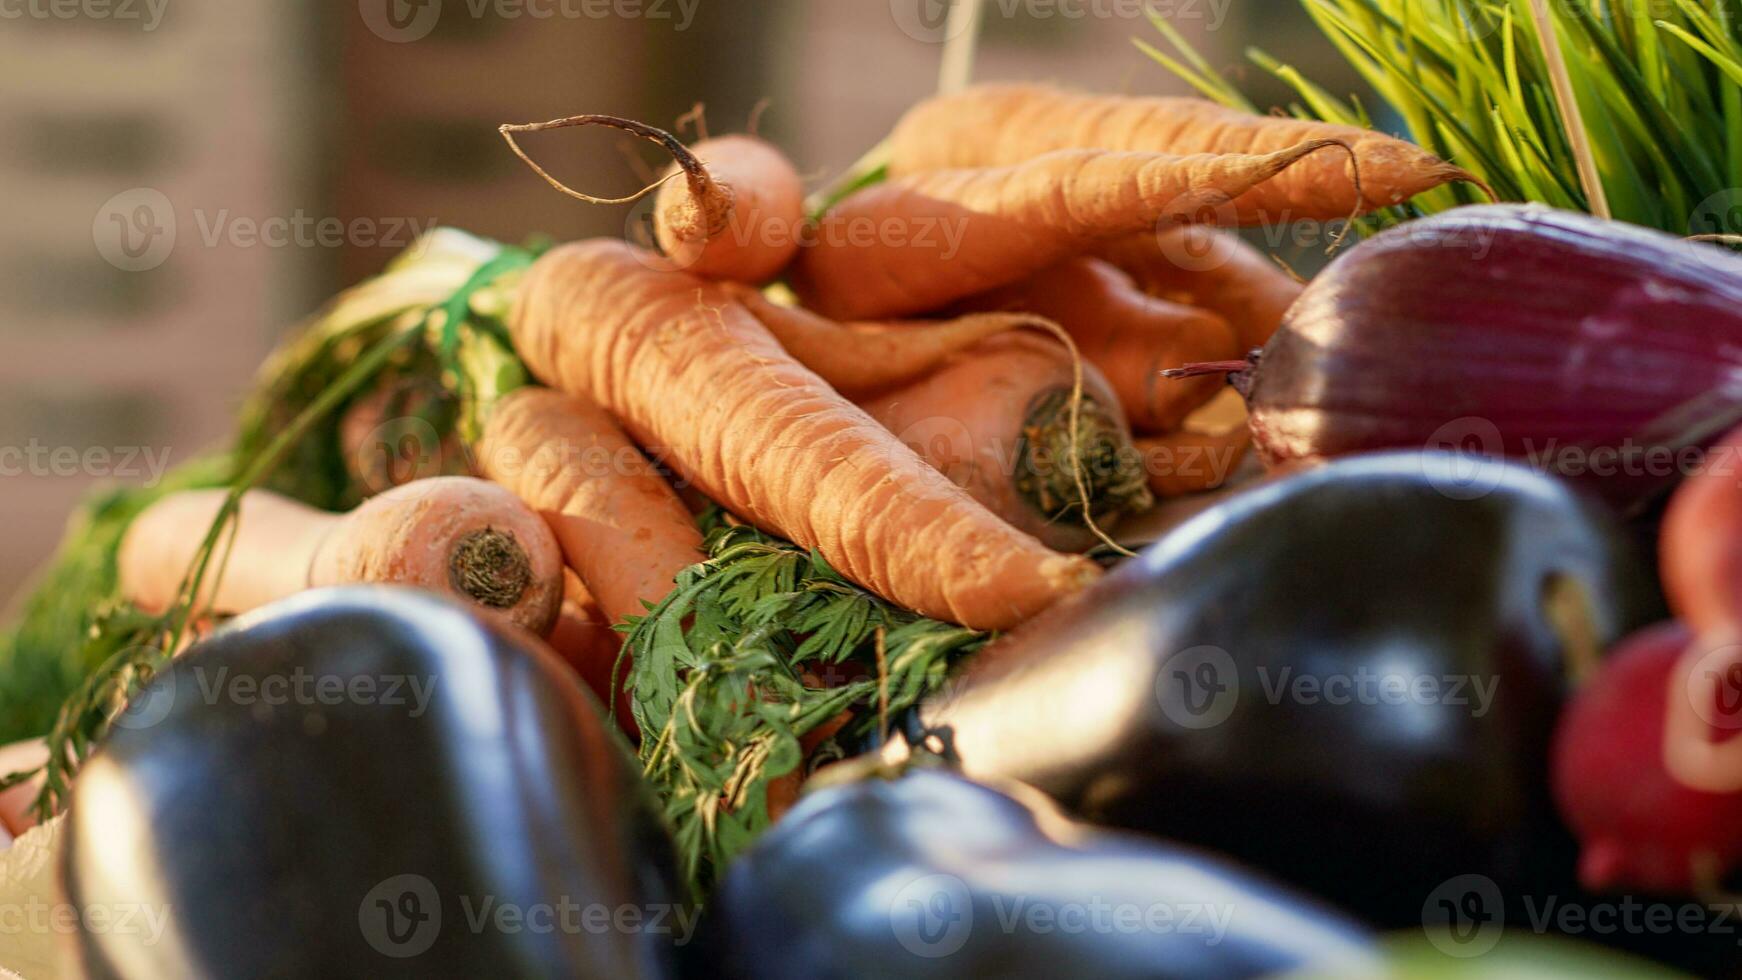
[624,514,989,894]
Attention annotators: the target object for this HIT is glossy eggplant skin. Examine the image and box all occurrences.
[1247,204,1742,509]
[711,767,1380,980]
[893,452,1660,926]
[63,587,686,980]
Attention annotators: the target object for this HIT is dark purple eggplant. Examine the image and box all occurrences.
[62,586,689,979]
[1212,204,1742,510]
[711,766,1379,980]
[885,451,1661,926]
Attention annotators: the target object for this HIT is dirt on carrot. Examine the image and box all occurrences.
[857,332,1152,551]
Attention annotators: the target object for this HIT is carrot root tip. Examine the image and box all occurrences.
[1016,387,1152,528]
[449,527,534,610]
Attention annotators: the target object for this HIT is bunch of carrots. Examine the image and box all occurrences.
[18,83,1478,828]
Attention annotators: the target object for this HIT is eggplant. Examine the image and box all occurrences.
[886,451,1660,925]
[1221,204,1742,510]
[711,766,1380,979]
[62,587,688,979]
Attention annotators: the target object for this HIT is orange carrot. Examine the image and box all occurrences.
[962,257,1240,434]
[510,239,1101,630]
[1137,426,1252,498]
[887,83,1488,221]
[499,115,803,284]
[547,570,637,740]
[793,140,1347,320]
[729,287,1053,398]
[1092,227,1303,351]
[653,134,804,282]
[1135,389,1254,498]
[857,333,1150,552]
[474,386,707,626]
[118,477,564,635]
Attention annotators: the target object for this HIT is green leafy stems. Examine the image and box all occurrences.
[622,513,988,892]
[1146,0,1742,236]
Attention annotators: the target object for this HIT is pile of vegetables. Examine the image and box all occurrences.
[12,3,1742,976]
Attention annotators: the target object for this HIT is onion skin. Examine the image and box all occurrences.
[1241,204,1742,510]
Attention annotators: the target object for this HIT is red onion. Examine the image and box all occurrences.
[1203,204,1742,510]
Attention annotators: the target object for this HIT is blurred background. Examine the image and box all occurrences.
[0,0,1368,606]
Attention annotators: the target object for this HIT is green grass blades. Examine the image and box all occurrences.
[1145,0,1742,236]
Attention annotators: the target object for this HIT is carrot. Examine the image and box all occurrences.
[857,333,1151,552]
[729,286,1054,398]
[792,140,1349,320]
[547,570,637,740]
[653,134,804,282]
[499,115,803,284]
[474,386,707,626]
[1092,227,1303,350]
[0,739,47,838]
[1137,425,1252,498]
[118,477,565,635]
[510,239,1102,629]
[886,82,1489,222]
[961,257,1240,433]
